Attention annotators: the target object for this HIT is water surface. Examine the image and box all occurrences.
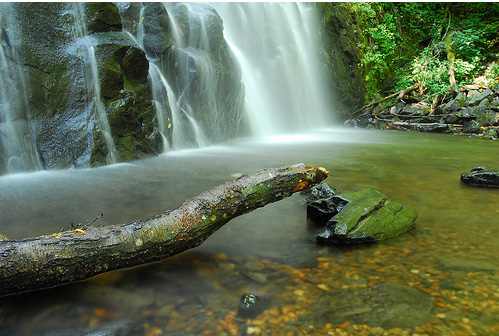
[0,128,497,335]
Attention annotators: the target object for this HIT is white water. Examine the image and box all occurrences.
[149,62,209,149]
[0,3,42,173]
[1,2,334,173]
[134,2,332,150]
[70,3,118,165]
[157,3,236,148]
[212,3,333,136]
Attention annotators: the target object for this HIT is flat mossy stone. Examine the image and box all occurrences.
[315,188,417,243]
[308,283,434,329]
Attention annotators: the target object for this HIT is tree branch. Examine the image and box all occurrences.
[0,164,329,297]
[352,83,419,118]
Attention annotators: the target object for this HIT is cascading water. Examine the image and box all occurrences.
[125,2,331,149]
[212,2,333,136]
[128,2,245,150]
[163,2,227,147]
[70,3,118,165]
[0,2,334,174]
[0,3,42,173]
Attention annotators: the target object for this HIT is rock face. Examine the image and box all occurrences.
[318,4,366,118]
[461,167,499,188]
[90,31,160,164]
[1,2,245,173]
[307,283,434,329]
[307,184,417,243]
[8,3,158,170]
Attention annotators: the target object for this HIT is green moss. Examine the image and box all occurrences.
[85,3,122,34]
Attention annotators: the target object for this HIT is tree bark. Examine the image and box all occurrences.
[0,164,329,297]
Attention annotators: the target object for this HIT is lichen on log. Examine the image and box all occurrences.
[0,164,329,297]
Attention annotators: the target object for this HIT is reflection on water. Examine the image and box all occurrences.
[0,128,498,335]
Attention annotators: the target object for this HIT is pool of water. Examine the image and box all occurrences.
[0,128,497,335]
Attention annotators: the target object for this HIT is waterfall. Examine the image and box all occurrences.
[212,3,332,136]
[126,2,331,150]
[130,2,244,150]
[0,3,42,173]
[0,2,334,174]
[70,3,118,165]
[129,3,213,150]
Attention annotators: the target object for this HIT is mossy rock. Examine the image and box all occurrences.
[85,3,122,34]
[309,187,417,243]
[122,47,149,84]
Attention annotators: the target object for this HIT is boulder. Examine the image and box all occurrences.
[461,167,499,188]
[307,283,434,329]
[477,110,499,126]
[458,106,487,119]
[399,104,431,116]
[462,120,482,134]
[468,88,495,107]
[308,187,417,243]
[443,97,461,113]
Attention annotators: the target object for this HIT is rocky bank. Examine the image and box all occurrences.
[346,85,499,139]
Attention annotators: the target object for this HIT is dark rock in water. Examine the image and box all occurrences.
[141,3,171,58]
[461,167,499,188]
[307,283,434,329]
[462,119,482,134]
[237,291,271,319]
[303,182,341,203]
[304,182,343,223]
[311,188,417,243]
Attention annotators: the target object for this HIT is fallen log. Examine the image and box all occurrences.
[0,164,329,297]
[352,83,419,118]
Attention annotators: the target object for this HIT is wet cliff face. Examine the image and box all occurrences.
[12,3,87,170]
[318,3,367,119]
[0,2,245,173]
[9,3,157,170]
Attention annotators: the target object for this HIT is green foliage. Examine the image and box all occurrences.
[480,62,499,87]
[339,2,499,102]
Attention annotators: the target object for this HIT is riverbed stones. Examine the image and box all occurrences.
[308,187,417,243]
[461,167,499,188]
[307,283,434,329]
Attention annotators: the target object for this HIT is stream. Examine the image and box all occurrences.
[0,127,497,335]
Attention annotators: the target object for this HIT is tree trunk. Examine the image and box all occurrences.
[0,164,329,297]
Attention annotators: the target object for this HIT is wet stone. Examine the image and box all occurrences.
[438,279,461,291]
[310,188,417,243]
[437,257,499,272]
[461,167,499,188]
[307,283,434,329]
[237,291,271,319]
